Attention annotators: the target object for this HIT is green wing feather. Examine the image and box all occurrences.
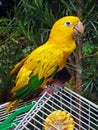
[15,75,43,100]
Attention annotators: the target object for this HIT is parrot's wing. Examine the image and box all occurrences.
[10,57,27,75]
[10,44,65,100]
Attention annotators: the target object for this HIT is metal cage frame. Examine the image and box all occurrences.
[0,85,98,130]
[15,85,98,130]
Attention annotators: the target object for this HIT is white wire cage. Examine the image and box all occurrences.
[13,85,98,130]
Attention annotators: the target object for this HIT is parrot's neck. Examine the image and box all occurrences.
[47,35,76,54]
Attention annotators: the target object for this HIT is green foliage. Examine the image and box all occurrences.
[81,53,98,101]
[0,0,98,104]
[79,0,98,103]
[81,40,98,102]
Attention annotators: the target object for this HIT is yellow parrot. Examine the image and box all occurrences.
[6,16,84,113]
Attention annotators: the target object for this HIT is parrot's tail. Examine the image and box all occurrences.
[5,99,19,114]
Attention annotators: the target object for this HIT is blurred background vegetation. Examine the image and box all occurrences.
[0,0,98,104]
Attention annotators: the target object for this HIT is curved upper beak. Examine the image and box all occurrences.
[74,21,84,35]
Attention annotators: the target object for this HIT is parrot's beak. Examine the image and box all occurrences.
[74,21,84,35]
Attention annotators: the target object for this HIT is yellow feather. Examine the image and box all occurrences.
[10,57,27,75]
[5,99,19,114]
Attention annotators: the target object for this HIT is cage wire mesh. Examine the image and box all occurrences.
[13,84,98,130]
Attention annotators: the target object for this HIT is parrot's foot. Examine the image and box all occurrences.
[41,86,54,96]
[41,80,64,96]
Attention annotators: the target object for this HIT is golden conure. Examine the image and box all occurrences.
[6,16,84,113]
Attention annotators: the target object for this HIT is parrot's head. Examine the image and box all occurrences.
[49,16,84,42]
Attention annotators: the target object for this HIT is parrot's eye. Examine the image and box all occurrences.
[64,21,72,26]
